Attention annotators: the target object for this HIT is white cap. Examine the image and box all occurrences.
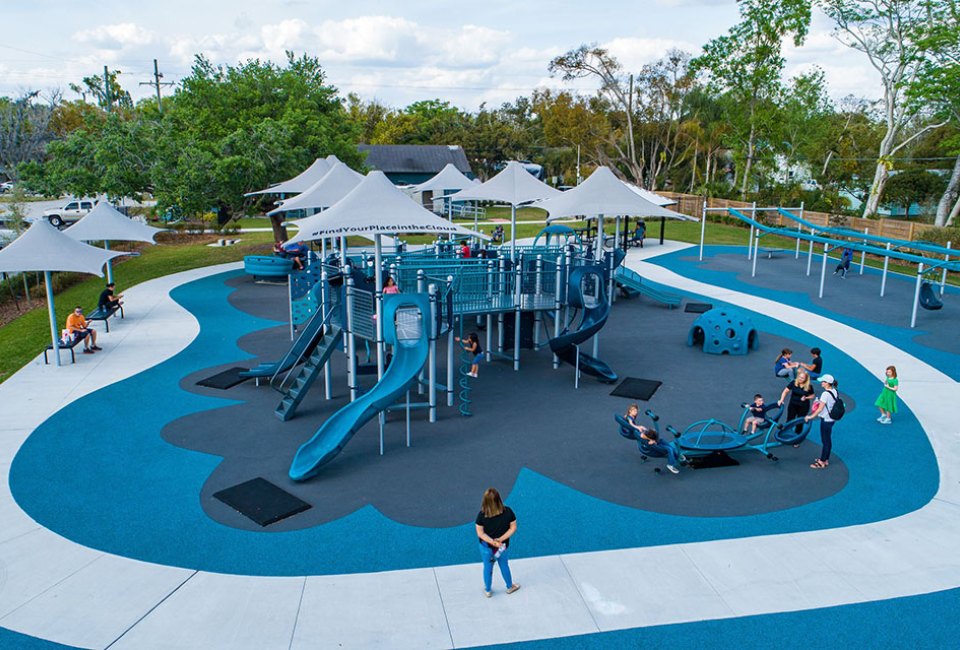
[819,374,835,385]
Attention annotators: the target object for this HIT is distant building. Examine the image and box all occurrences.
[357,144,473,185]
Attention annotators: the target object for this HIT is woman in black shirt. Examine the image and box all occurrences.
[475,488,520,597]
[778,369,815,433]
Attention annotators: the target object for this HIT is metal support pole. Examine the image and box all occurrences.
[574,343,581,390]
[747,202,756,260]
[417,270,426,395]
[795,203,803,258]
[553,255,562,369]
[699,202,707,261]
[911,263,924,328]
[857,228,867,275]
[44,272,61,367]
[595,215,605,262]
[447,324,455,407]
[513,255,522,371]
[497,258,505,354]
[819,243,828,299]
[611,217,620,304]
[751,230,760,277]
[806,231,815,276]
[533,255,543,347]
[374,235,384,381]
[879,243,891,297]
[104,240,114,284]
[941,242,951,295]
[288,274,295,341]
[321,269,332,400]
[510,204,517,261]
[345,273,357,401]
[428,283,437,423]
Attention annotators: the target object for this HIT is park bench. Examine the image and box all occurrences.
[86,303,124,332]
[44,336,84,365]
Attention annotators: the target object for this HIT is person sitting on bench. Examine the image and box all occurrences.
[66,306,100,353]
[632,220,646,248]
[276,240,307,270]
[625,404,684,474]
[98,282,123,312]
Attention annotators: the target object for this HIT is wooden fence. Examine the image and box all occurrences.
[658,192,924,241]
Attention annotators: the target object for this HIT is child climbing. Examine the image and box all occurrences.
[834,246,853,278]
[456,332,483,378]
[874,365,899,424]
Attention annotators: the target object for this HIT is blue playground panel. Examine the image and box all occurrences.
[243,255,294,279]
[687,307,759,355]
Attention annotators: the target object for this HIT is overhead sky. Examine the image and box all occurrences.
[0,0,878,110]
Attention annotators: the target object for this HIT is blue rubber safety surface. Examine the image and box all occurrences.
[8,264,939,576]
[0,628,85,650]
[479,585,960,650]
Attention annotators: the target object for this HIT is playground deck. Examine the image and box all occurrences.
[0,243,957,649]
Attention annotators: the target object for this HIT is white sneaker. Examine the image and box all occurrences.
[877,416,886,422]
[881,417,892,424]
[666,464,680,474]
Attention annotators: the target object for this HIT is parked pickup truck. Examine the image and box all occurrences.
[42,199,96,227]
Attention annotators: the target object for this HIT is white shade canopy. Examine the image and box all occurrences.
[288,171,487,242]
[0,219,125,275]
[268,162,364,216]
[448,161,561,206]
[540,166,695,221]
[626,183,676,208]
[414,163,477,193]
[64,202,164,244]
[245,155,340,196]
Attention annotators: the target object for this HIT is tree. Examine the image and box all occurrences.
[910,0,960,225]
[691,0,811,197]
[820,0,947,217]
[69,70,132,112]
[883,169,947,213]
[549,44,642,182]
[534,90,611,180]
[0,91,59,181]
[155,53,362,239]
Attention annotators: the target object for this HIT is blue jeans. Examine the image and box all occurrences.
[478,541,513,591]
[819,419,835,462]
[641,440,681,467]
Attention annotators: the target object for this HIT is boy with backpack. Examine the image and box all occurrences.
[805,374,845,469]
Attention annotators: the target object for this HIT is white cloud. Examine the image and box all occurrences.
[73,23,155,49]
[603,36,698,70]
[314,16,423,65]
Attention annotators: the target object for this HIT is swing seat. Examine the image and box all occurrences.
[919,282,944,311]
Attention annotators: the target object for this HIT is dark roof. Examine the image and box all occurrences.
[357,145,472,176]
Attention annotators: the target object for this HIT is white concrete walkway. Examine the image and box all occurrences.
[0,248,957,649]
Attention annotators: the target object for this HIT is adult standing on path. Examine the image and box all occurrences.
[806,374,840,469]
[778,369,815,433]
[475,488,521,598]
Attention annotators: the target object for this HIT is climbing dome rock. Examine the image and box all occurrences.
[686,307,759,355]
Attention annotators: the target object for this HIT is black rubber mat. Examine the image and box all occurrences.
[610,378,662,401]
[196,367,248,390]
[684,302,713,313]
[213,477,312,526]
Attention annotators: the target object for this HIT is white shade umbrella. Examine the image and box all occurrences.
[268,162,364,217]
[448,161,561,259]
[625,183,677,207]
[65,202,164,284]
[0,220,124,366]
[414,163,476,193]
[245,156,338,197]
[539,166,692,221]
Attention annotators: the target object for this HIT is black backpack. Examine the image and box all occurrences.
[827,389,845,421]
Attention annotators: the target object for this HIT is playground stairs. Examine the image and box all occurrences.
[274,326,344,422]
[615,267,681,309]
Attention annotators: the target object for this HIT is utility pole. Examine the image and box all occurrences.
[103,65,111,113]
[140,59,174,113]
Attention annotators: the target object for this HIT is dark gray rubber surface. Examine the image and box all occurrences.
[167,275,848,532]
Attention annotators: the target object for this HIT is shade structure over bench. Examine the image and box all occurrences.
[65,202,164,283]
[0,220,124,366]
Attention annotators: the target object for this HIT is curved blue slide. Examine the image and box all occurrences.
[240,284,326,380]
[549,265,618,383]
[289,293,430,481]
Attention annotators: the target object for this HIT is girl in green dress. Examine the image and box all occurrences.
[875,365,899,424]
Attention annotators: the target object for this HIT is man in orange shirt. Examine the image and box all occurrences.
[65,306,100,354]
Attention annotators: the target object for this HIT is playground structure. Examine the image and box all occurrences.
[236,230,630,480]
[686,307,759,355]
[698,203,960,327]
